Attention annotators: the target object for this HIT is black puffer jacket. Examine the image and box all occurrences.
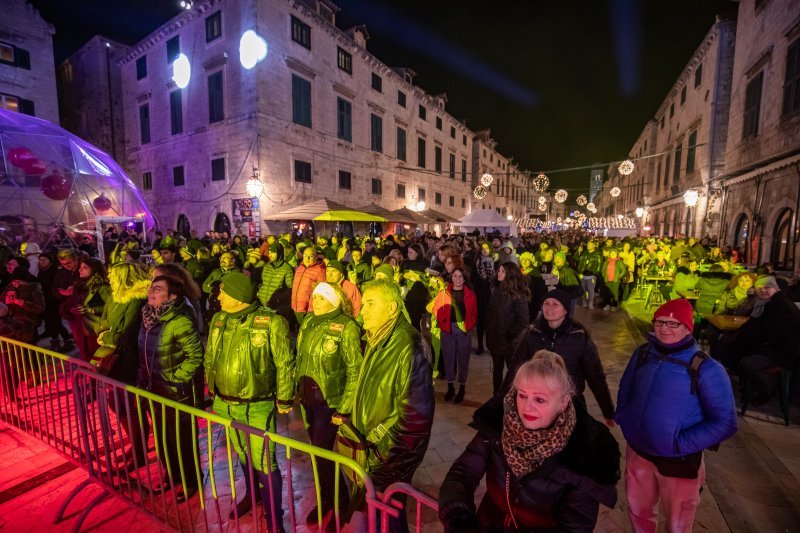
[485,288,529,360]
[492,316,615,420]
[732,290,800,366]
[439,401,620,532]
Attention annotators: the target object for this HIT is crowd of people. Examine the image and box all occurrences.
[1,225,797,532]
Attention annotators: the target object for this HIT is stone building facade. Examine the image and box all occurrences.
[0,0,58,124]
[471,130,532,219]
[58,36,129,161]
[116,0,488,236]
[719,0,800,269]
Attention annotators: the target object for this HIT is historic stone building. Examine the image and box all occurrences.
[58,36,129,162]
[114,0,485,236]
[471,130,532,219]
[719,0,800,269]
[0,0,58,124]
[596,14,737,239]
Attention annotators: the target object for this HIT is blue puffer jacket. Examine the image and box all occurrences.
[616,333,737,458]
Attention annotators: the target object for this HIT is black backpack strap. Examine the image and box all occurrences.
[634,343,650,369]
[658,350,709,395]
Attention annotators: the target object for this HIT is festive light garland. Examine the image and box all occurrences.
[480,173,494,187]
[554,189,568,203]
[618,159,635,176]
[586,202,596,211]
[610,186,621,197]
[532,173,550,192]
[576,194,588,206]
[473,185,488,199]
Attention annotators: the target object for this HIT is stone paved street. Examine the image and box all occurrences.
[1,304,799,531]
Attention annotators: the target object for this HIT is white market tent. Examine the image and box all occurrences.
[455,209,518,236]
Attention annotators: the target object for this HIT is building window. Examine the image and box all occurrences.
[449,195,455,207]
[396,127,407,161]
[669,102,674,118]
[449,153,456,179]
[166,36,180,63]
[680,85,687,105]
[435,192,442,205]
[0,42,14,65]
[291,16,311,49]
[205,11,222,42]
[170,89,183,135]
[295,159,312,183]
[0,93,19,112]
[418,188,426,202]
[686,130,697,174]
[418,104,426,120]
[694,63,703,88]
[417,138,426,168]
[784,39,800,117]
[397,91,406,107]
[462,134,467,146]
[136,56,147,80]
[434,146,442,173]
[370,114,383,153]
[663,154,671,190]
[371,72,382,92]
[208,71,224,123]
[337,47,352,74]
[673,143,682,183]
[371,178,382,195]
[292,74,312,127]
[173,165,185,187]
[338,170,351,190]
[744,71,763,138]
[450,126,456,139]
[142,171,153,190]
[461,198,466,208]
[461,159,467,182]
[139,104,150,144]
[396,182,405,199]
[211,158,225,181]
[435,116,442,130]
[337,97,352,141]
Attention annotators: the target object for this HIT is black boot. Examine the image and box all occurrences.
[229,465,262,519]
[444,383,455,401]
[454,384,465,404]
[257,470,285,533]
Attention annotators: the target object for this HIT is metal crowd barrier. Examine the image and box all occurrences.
[0,338,439,532]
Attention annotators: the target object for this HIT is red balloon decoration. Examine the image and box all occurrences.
[7,147,36,169]
[92,195,112,212]
[41,173,73,201]
[25,159,46,175]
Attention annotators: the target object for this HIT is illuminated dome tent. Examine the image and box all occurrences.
[0,110,154,253]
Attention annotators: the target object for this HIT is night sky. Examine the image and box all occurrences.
[29,0,736,195]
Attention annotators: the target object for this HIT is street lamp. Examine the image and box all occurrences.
[246,167,264,197]
[416,201,426,212]
[635,206,644,218]
[683,189,699,237]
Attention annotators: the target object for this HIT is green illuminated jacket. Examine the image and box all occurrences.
[296,308,362,413]
[205,303,294,408]
[349,316,435,489]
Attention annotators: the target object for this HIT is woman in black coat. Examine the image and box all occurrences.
[485,262,530,394]
[439,351,620,532]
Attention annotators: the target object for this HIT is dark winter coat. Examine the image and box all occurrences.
[492,316,616,420]
[485,288,529,360]
[439,402,619,532]
[732,290,800,367]
[694,271,732,316]
[137,300,204,405]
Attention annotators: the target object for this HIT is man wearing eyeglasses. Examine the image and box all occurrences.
[616,298,737,533]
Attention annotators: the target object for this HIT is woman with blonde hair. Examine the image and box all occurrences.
[439,350,620,531]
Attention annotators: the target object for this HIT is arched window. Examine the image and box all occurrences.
[771,208,794,270]
[732,214,749,263]
[176,214,190,238]
[214,212,231,234]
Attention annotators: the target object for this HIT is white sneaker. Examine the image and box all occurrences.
[603,305,611,311]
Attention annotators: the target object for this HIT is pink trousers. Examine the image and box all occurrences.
[625,445,705,533]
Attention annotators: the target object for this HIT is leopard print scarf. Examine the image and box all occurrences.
[501,387,576,479]
[141,300,175,331]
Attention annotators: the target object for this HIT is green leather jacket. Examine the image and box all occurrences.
[349,316,435,489]
[296,308,362,413]
[205,303,294,407]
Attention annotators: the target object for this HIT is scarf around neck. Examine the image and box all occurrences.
[501,387,576,479]
[142,299,176,331]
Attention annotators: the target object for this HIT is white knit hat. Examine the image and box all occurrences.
[312,282,341,307]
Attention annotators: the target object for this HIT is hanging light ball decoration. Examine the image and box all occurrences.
[618,159,635,176]
[576,194,588,206]
[41,173,73,201]
[537,202,547,212]
[537,195,547,204]
[480,173,494,187]
[588,205,598,214]
[554,189,568,203]
[586,202,596,211]
[92,195,112,212]
[610,186,621,197]
[532,172,550,192]
[473,185,488,199]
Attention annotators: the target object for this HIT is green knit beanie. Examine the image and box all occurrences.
[220,272,255,303]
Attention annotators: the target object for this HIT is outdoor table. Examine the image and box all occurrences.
[703,314,750,330]
[677,289,700,300]
[644,276,672,308]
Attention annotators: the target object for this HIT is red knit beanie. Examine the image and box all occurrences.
[653,298,694,332]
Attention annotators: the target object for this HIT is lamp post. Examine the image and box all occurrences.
[246,166,264,198]
[683,189,699,237]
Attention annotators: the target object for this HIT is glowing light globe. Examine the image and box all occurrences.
[610,186,621,197]
[576,195,588,206]
[683,189,699,207]
[618,159,635,176]
[480,173,493,187]
[537,202,547,212]
[586,202,596,211]
[554,189,568,203]
[532,173,549,192]
[239,30,268,69]
[635,207,644,218]
[537,195,547,204]
[172,53,191,89]
[473,185,488,199]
